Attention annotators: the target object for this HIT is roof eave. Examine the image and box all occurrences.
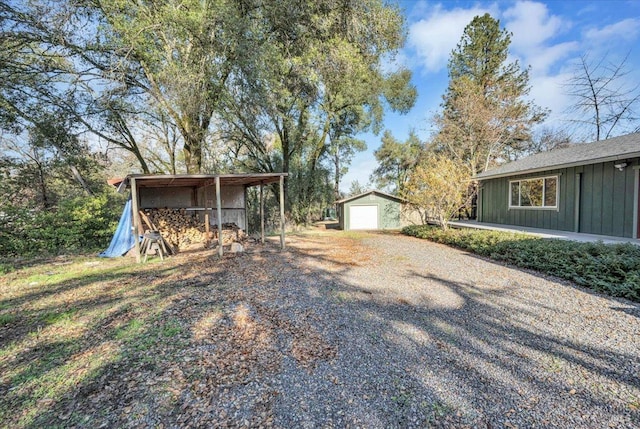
[335,190,406,204]
[475,151,640,181]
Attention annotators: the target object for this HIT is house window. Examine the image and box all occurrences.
[509,176,558,209]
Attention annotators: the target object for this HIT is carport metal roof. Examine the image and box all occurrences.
[110,173,287,192]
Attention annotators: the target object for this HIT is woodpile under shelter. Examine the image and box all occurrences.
[112,173,287,261]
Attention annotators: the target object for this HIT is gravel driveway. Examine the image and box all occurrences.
[263,230,640,428]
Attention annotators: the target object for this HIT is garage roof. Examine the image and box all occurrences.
[110,173,287,191]
[335,190,405,204]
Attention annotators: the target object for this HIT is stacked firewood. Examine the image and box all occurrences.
[142,208,204,250]
[140,208,246,251]
[212,223,247,246]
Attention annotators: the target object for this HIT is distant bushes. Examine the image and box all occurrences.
[0,194,123,257]
[402,225,640,302]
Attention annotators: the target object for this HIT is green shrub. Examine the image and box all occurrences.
[402,225,640,302]
[0,193,123,257]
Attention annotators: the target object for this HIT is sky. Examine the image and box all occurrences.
[340,0,640,192]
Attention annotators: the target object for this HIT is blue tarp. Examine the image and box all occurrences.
[99,198,136,257]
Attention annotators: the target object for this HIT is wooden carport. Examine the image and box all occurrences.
[114,173,288,261]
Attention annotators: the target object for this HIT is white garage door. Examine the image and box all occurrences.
[349,205,378,230]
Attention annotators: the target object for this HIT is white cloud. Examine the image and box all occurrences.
[584,18,640,42]
[502,1,576,75]
[526,41,579,76]
[408,4,492,73]
[407,1,576,76]
[401,1,640,141]
[503,1,565,52]
[529,72,574,124]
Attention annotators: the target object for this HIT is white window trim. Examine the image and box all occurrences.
[509,175,559,210]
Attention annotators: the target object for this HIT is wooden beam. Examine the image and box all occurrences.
[260,183,265,245]
[216,176,223,257]
[243,186,249,232]
[130,177,141,263]
[279,175,285,250]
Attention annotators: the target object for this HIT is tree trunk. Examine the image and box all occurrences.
[334,150,341,201]
[70,165,94,195]
[183,136,203,174]
[440,215,449,231]
[36,160,50,209]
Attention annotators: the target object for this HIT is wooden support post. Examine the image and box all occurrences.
[130,177,141,263]
[216,176,223,257]
[260,183,265,245]
[206,196,213,239]
[243,186,249,232]
[279,175,285,250]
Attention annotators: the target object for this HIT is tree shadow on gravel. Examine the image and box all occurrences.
[610,306,640,319]
[282,235,640,428]
[412,271,638,388]
[321,272,637,427]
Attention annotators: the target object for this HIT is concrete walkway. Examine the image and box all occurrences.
[449,220,640,245]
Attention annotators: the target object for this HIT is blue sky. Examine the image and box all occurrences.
[340,0,640,191]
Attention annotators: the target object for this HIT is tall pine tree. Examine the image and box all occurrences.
[435,13,547,177]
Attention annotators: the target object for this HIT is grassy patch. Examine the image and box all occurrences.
[41,308,78,325]
[114,319,145,340]
[161,319,183,338]
[402,225,640,302]
[0,262,13,275]
[0,255,150,427]
[339,230,370,240]
[0,313,16,326]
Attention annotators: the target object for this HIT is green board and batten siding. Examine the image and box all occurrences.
[337,191,402,230]
[479,158,639,238]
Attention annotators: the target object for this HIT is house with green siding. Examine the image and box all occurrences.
[336,190,416,230]
[475,133,640,239]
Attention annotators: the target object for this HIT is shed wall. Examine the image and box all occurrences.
[197,185,246,228]
[479,158,639,238]
[139,185,247,230]
[140,186,194,208]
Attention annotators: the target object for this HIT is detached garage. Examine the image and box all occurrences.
[336,190,409,231]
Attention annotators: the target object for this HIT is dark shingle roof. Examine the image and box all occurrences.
[475,132,640,180]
